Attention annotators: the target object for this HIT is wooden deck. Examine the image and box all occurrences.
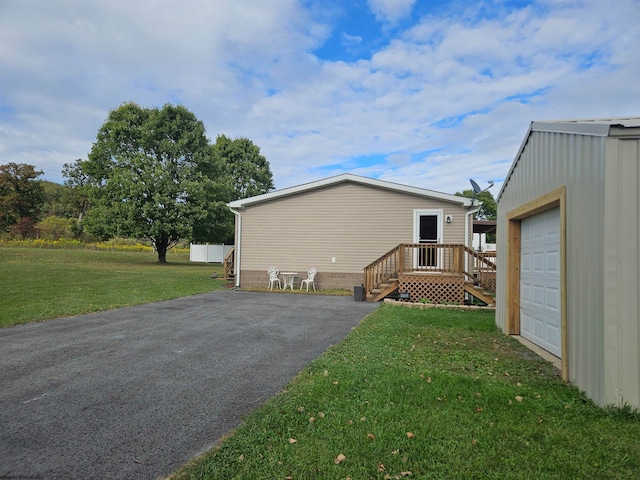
[364,243,496,304]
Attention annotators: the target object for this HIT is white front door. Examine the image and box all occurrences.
[413,210,443,268]
[520,207,562,357]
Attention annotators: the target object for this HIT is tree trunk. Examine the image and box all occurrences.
[156,238,169,263]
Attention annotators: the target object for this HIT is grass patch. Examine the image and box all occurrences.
[171,306,640,480]
[0,247,229,327]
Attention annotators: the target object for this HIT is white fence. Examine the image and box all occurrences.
[189,244,234,263]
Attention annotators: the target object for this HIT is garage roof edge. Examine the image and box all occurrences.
[497,117,640,202]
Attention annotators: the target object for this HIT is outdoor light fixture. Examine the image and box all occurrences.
[446,215,452,223]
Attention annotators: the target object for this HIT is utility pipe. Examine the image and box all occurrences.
[229,207,242,288]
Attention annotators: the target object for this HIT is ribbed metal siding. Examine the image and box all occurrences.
[497,130,607,405]
[603,137,640,407]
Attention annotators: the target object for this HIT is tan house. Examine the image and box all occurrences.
[495,117,640,409]
[226,174,496,304]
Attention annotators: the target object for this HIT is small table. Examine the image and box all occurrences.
[280,272,298,290]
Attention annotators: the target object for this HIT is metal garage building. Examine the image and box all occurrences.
[495,118,640,409]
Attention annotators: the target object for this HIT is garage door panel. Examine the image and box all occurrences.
[520,207,561,358]
[532,285,545,307]
[546,250,560,274]
[546,286,560,311]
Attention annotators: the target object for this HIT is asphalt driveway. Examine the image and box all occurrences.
[0,290,378,479]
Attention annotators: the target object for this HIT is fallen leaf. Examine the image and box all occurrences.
[504,372,510,376]
[508,399,513,405]
[332,381,339,385]
[324,370,328,376]
[515,396,524,403]
[406,432,415,439]
[318,412,325,418]
[401,471,413,477]
[367,433,375,441]
[377,462,385,471]
[309,416,316,423]
[392,449,400,455]
[471,439,478,445]
[517,382,522,387]
[475,407,483,413]
[426,377,432,384]
[289,438,297,444]
[474,392,481,397]
[360,416,366,422]
[298,406,305,412]
[335,453,346,464]
[238,454,244,461]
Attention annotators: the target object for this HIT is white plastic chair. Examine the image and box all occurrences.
[300,267,317,292]
[267,267,281,290]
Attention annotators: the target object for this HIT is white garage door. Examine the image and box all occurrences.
[520,207,561,357]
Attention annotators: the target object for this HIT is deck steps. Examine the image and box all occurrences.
[369,279,399,302]
[463,281,495,306]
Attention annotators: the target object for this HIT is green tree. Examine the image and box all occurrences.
[214,134,274,200]
[455,189,497,220]
[191,135,274,244]
[0,163,44,233]
[37,215,73,240]
[77,102,220,263]
[41,181,72,218]
[62,159,93,223]
[456,188,497,243]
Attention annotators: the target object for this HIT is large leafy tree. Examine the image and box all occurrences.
[191,134,274,243]
[214,134,274,200]
[0,163,44,232]
[76,102,221,263]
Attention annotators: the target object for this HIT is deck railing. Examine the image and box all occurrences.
[223,247,235,280]
[364,243,497,297]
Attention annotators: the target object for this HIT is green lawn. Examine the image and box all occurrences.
[0,247,229,327]
[171,306,640,480]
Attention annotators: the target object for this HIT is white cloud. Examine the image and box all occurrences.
[1,0,638,196]
[367,0,417,25]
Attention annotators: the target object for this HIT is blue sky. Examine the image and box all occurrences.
[1,0,639,195]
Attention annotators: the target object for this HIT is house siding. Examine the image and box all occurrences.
[497,122,640,409]
[237,182,470,289]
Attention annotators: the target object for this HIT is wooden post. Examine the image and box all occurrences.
[507,219,521,335]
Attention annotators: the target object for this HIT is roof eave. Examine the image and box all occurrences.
[228,173,474,208]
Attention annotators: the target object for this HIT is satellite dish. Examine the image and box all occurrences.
[469,179,494,207]
[470,179,482,195]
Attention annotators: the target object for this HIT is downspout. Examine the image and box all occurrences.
[465,205,481,279]
[229,207,242,288]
